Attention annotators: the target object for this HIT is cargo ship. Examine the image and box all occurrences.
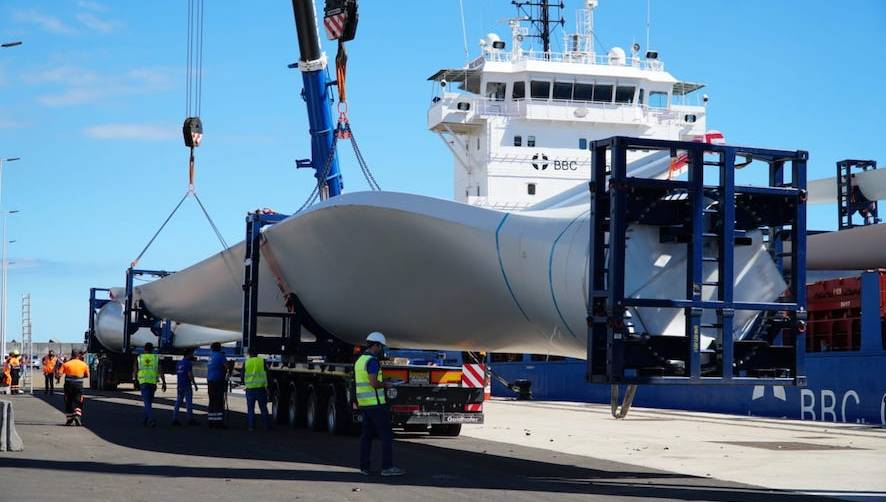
[422,1,886,425]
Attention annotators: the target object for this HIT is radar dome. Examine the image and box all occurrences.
[608,47,626,65]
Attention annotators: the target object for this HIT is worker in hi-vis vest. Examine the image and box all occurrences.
[243,346,271,431]
[42,349,58,395]
[59,351,89,426]
[8,350,22,394]
[355,332,405,477]
[133,342,166,428]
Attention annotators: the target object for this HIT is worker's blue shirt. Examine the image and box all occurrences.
[366,357,380,376]
[176,358,192,387]
[207,352,227,382]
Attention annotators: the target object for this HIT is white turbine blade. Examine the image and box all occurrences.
[99,191,788,358]
[807,168,886,205]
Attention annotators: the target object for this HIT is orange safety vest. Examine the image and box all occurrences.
[1,360,9,385]
[60,359,89,379]
[9,356,21,369]
[43,356,58,375]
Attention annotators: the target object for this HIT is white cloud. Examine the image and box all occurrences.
[76,0,107,11]
[75,12,120,34]
[27,65,175,107]
[84,123,176,141]
[12,9,78,35]
[0,118,29,129]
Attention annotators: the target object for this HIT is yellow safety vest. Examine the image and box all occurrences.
[137,353,158,385]
[243,356,268,390]
[354,354,385,408]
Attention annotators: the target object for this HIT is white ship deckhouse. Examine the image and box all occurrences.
[428,1,709,209]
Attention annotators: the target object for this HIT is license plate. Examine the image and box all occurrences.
[409,370,430,385]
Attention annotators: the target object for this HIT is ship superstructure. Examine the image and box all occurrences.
[428,0,708,209]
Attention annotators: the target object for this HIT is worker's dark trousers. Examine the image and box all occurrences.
[245,388,270,430]
[10,368,20,393]
[360,405,393,471]
[44,373,55,395]
[63,381,83,422]
[172,386,193,423]
[207,380,225,426]
[140,383,157,423]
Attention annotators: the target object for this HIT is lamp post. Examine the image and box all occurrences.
[2,231,17,361]
[0,157,20,358]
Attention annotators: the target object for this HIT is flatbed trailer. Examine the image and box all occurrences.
[261,358,484,436]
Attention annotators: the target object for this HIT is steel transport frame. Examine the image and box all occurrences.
[587,136,808,387]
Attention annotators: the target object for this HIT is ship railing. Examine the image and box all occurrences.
[433,93,683,126]
[470,50,665,71]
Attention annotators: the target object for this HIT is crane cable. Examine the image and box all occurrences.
[130,0,230,268]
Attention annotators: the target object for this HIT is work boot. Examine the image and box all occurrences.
[187,419,200,426]
[359,469,371,476]
[381,467,406,477]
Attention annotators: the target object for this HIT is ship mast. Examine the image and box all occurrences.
[512,0,564,54]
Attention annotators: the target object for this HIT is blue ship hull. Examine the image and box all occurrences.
[491,351,886,425]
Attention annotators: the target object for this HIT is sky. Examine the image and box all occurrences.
[0,0,884,343]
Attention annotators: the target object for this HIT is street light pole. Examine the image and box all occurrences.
[0,157,20,358]
[2,228,16,362]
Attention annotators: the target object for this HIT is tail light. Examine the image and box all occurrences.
[391,405,420,413]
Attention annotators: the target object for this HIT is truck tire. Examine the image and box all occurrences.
[271,381,289,425]
[326,385,350,435]
[287,382,306,428]
[429,424,462,437]
[305,386,326,432]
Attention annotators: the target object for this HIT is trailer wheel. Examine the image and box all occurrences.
[429,424,462,437]
[287,382,305,428]
[305,386,327,432]
[96,359,117,391]
[326,385,350,435]
[271,381,289,425]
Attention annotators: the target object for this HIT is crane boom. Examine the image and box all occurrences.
[290,0,343,198]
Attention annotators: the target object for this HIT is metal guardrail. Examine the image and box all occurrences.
[470,50,666,71]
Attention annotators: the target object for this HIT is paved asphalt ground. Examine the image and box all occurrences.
[0,386,837,502]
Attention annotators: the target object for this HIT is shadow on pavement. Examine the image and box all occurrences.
[8,390,835,501]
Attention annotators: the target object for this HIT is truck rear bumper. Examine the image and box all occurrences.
[395,412,483,426]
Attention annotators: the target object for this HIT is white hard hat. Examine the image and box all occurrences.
[366,331,387,346]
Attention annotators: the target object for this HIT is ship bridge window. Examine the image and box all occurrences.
[649,91,669,108]
[553,81,573,101]
[530,80,551,99]
[579,138,588,149]
[514,135,522,147]
[573,83,593,101]
[486,82,506,101]
[527,183,536,195]
[527,135,536,147]
[615,85,636,104]
[638,88,645,105]
[512,81,525,100]
[593,84,613,103]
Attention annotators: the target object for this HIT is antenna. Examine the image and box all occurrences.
[645,0,651,52]
[512,0,565,54]
[458,0,469,61]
